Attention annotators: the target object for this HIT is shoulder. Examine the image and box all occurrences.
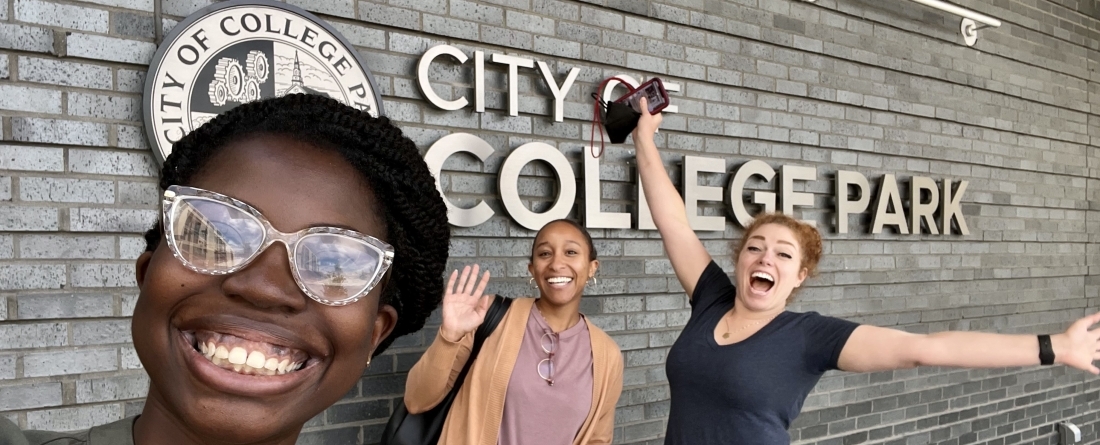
[1,416,91,445]
[781,311,859,335]
[691,260,735,301]
[505,297,535,314]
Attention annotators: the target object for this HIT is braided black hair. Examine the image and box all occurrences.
[143,93,450,355]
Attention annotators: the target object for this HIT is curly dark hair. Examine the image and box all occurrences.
[143,93,450,355]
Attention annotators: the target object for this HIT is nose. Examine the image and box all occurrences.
[220,242,309,313]
[549,252,569,269]
[756,250,775,266]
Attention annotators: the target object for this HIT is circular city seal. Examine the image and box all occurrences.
[143,0,384,164]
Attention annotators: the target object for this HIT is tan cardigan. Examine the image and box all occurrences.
[404,297,624,445]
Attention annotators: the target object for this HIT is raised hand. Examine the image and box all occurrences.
[1054,311,1100,374]
[439,265,492,342]
[632,97,663,141]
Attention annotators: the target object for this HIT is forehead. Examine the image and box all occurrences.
[534,222,586,245]
[189,134,385,237]
[748,224,800,249]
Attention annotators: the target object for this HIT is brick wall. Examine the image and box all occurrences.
[0,0,1097,444]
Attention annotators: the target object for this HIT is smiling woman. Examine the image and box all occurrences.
[629,97,1100,445]
[402,219,624,445]
[0,93,450,445]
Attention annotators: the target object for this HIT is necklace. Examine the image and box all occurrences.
[722,310,776,339]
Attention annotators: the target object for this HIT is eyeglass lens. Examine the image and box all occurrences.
[538,332,556,385]
[168,196,384,303]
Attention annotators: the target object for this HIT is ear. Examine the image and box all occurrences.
[135,251,154,289]
[370,303,398,356]
[589,259,600,278]
[794,267,808,288]
[527,262,535,277]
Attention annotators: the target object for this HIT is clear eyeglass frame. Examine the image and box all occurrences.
[161,185,395,307]
[538,331,557,386]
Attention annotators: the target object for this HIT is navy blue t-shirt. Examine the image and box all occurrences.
[664,261,858,444]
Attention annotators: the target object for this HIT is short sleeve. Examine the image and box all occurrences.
[689,261,735,314]
[802,312,859,373]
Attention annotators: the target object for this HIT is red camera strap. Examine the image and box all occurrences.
[590,76,635,159]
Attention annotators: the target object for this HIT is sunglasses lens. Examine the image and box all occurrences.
[294,233,383,302]
[170,197,265,271]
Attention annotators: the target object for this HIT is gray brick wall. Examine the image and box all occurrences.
[0,0,1097,444]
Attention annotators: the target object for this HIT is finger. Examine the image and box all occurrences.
[476,293,493,315]
[638,97,650,116]
[1090,365,1100,376]
[456,265,472,294]
[1087,311,1100,327]
[472,270,491,298]
[446,269,459,295]
[461,264,480,295]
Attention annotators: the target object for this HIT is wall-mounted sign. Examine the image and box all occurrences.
[143,0,384,163]
[413,44,968,236]
[424,134,969,235]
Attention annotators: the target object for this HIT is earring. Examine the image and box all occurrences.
[529,277,538,289]
[587,276,597,286]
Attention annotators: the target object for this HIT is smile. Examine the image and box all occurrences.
[749,272,775,294]
[547,277,573,284]
[191,330,310,376]
[177,326,321,397]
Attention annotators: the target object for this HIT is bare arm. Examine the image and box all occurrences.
[838,312,1100,373]
[632,99,712,298]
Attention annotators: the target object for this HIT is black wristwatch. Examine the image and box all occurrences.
[1037,334,1055,366]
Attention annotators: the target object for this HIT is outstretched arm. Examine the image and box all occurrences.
[838,311,1100,373]
[632,98,712,298]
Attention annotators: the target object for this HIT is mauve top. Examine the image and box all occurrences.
[497,303,594,445]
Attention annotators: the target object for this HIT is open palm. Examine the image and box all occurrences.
[1059,311,1100,374]
[440,264,492,342]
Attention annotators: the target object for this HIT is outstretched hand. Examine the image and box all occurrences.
[439,265,492,342]
[631,97,663,143]
[1056,311,1100,374]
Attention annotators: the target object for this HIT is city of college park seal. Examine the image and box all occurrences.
[143,0,384,164]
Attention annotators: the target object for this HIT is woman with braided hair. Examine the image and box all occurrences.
[0,93,451,445]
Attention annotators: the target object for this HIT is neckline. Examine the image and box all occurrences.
[530,303,587,339]
[709,308,785,348]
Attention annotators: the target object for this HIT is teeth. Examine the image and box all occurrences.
[547,277,572,284]
[246,351,266,368]
[751,272,774,282]
[228,347,248,365]
[195,338,307,377]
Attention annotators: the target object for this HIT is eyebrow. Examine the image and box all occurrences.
[534,239,582,249]
[748,235,796,248]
